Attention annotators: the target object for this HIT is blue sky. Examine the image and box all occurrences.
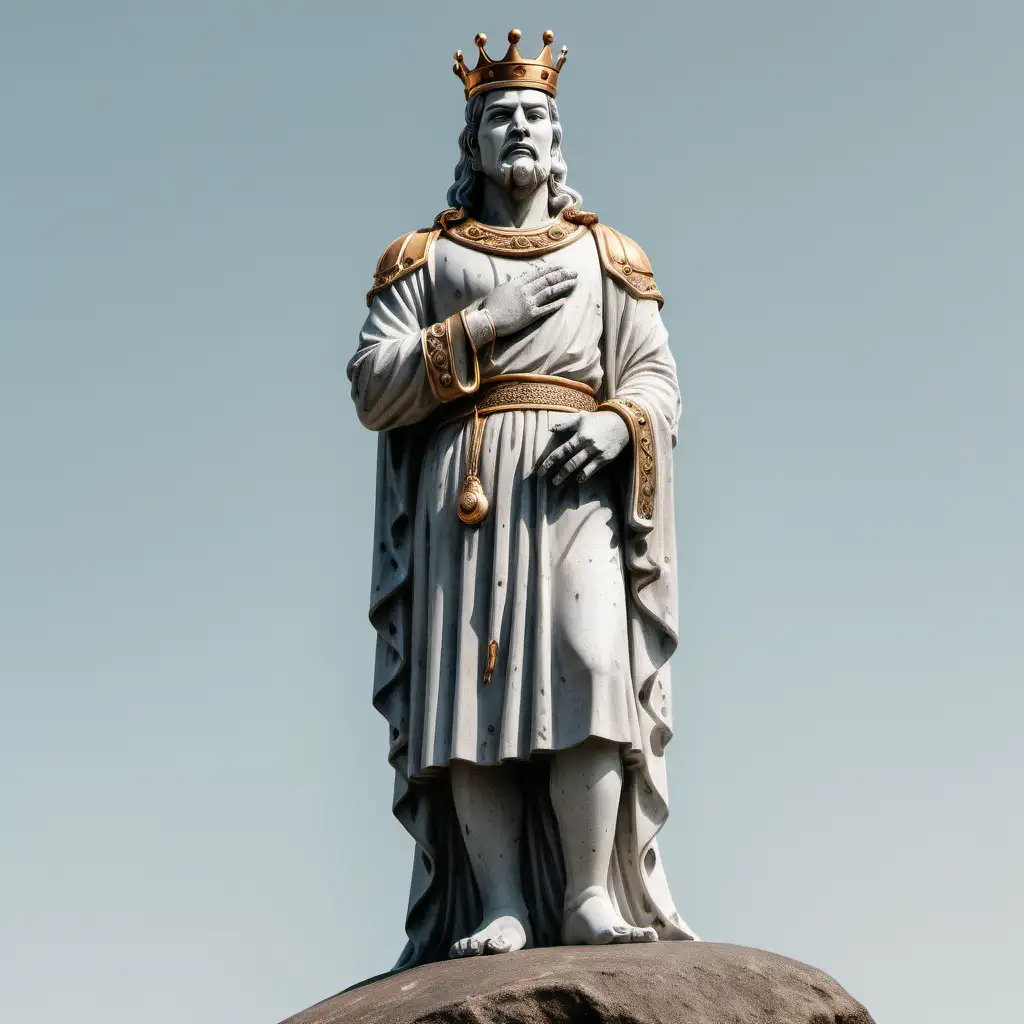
[1,3,1021,1022]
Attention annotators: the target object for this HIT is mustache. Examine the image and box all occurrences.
[500,140,539,160]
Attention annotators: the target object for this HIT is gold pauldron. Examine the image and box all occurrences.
[421,311,480,402]
[599,397,657,525]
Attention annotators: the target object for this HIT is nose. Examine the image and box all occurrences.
[509,104,530,137]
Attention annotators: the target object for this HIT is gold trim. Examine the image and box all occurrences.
[441,210,587,258]
[563,209,599,226]
[422,312,480,402]
[599,397,657,525]
[437,376,598,428]
[484,372,595,393]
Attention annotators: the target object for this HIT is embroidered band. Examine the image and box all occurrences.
[436,374,598,428]
[599,396,657,526]
[421,311,481,402]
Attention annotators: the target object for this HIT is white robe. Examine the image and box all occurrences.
[349,224,696,967]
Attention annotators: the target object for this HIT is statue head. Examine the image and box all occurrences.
[447,87,582,217]
[447,30,579,217]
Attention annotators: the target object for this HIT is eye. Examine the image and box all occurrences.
[527,111,546,121]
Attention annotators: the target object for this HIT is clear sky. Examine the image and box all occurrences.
[1,2,1021,1022]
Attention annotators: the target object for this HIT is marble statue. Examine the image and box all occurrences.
[348,28,698,968]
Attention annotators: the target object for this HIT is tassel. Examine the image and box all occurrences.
[458,407,489,525]
[482,640,498,685]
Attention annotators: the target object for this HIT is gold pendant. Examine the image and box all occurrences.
[457,407,489,525]
[458,474,489,524]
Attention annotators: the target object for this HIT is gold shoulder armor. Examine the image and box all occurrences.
[590,222,664,307]
[365,226,440,306]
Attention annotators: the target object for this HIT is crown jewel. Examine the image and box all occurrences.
[453,28,568,100]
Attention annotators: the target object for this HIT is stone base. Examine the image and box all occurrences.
[281,942,874,1024]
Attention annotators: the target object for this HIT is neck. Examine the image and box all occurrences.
[478,180,553,229]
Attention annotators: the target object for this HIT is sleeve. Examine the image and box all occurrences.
[348,269,494,432]
[600,296,681,531]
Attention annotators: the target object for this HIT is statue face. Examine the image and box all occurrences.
[475,88,554,192]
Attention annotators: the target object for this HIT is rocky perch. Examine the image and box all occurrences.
[281,942,875,1024]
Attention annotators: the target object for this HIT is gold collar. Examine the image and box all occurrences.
[438,209,588,258]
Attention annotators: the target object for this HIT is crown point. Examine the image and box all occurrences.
[508,28,521,44]
[543,30,554,45]
[475,32,487,47]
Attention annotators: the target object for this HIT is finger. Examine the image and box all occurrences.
[538,436,580,476]
[553,449,592,485]
[521,263,566,283]
[536,415,580,467]
[533,296,568,317]
[547,414,582,433]
[576,454,608,483]
[533,279,577,305]
[526,267,577,292]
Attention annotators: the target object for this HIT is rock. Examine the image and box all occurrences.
[280,942,875,1024]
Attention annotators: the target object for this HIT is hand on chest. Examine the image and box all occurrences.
[431,234,604,326]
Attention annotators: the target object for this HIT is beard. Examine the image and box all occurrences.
[500,155,549,191]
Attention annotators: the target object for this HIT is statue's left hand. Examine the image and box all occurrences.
[538,411,631,486]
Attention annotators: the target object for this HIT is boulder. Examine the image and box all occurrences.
[281,942,874,1024]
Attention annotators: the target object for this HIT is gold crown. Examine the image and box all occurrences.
[453,28,568,100]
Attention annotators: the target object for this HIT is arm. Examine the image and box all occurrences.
[539,219,678,524]
[538,295,680,530]
[349,263,578,432]
[348,269,493,432]
[598,298,680,528]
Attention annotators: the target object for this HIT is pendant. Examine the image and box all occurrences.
[458,474,489,524]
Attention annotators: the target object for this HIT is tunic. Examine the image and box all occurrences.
[413,233,642,776]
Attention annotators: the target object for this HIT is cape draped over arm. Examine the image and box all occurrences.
[598,276,690,939]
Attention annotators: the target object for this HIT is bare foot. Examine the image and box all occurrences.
[449,907,531,958]
[562,886,659,945]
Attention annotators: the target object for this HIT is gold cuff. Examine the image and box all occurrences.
[421,311,481,402]
[599,397,657,525]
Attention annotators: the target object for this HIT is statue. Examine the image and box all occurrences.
[348,28,698,969]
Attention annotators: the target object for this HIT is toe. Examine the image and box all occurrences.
[449,937,483,958]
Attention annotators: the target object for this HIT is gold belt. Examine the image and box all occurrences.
[434,374,598,525]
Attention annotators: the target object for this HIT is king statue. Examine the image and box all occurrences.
[348,28,698,969]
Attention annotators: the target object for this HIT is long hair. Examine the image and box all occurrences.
[447,94,583,216]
